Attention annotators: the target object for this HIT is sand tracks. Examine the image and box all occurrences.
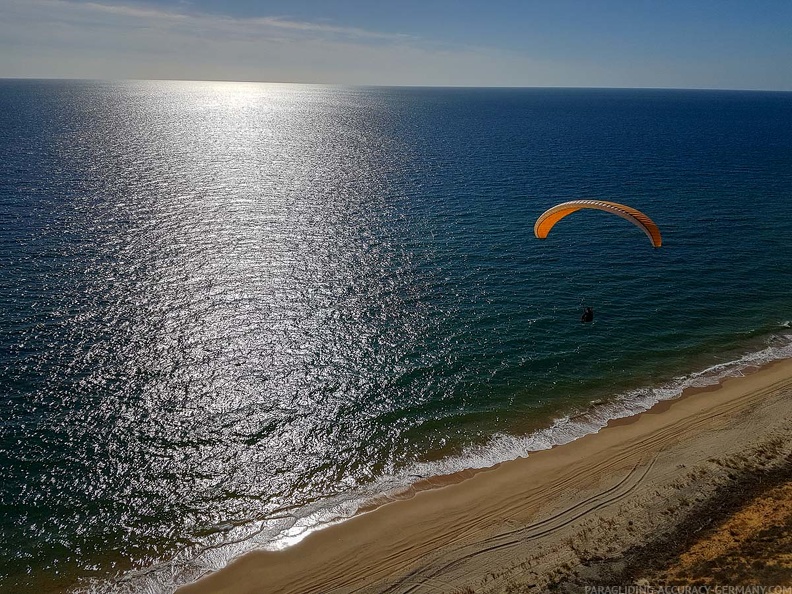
[385,457,658,594]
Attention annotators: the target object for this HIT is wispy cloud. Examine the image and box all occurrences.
[47,0,190,22]
[7,0,412,42]
[0,0,579,85]
[245,16,412,41]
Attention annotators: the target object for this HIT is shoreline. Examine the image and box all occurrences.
[176,356,792,593]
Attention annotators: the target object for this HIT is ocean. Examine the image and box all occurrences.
[1,81,791,594]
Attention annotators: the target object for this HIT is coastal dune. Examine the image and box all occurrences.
[178,359,792,593]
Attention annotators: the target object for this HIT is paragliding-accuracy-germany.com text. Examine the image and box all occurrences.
[584,586,792,594]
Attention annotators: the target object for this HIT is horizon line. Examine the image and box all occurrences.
[1,77,790,94]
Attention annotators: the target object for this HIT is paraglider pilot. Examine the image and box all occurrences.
[581,307,594,323]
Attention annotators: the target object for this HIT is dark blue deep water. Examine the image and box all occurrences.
[2,81,792,593]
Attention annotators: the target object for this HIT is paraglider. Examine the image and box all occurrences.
[533,200,662,248]
[534,200,662,322]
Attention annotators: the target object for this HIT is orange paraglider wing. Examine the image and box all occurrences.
[533,200,662,248]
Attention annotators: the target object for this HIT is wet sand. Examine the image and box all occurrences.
[177,358,792,593]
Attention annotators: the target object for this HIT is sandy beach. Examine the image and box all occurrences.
[177,358,792,594]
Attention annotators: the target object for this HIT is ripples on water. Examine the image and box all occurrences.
[1,82,792,593]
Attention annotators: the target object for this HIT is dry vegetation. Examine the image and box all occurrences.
[558,452,792,591]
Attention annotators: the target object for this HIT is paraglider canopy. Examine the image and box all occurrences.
[534,200,662,248]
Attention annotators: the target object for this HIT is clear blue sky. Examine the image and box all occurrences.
[1,0,791,89]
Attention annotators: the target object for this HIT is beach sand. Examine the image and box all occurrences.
[177,358,792,593]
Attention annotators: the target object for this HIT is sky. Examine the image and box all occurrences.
[1,0,791,89]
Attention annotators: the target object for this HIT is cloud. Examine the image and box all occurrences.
[48,0,189,22]
[3,0,412,43]
[0,0,588,85]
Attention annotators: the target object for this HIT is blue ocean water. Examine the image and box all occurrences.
[1,81,792,594]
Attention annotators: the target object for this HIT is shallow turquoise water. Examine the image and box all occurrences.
[1,81,792,593]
